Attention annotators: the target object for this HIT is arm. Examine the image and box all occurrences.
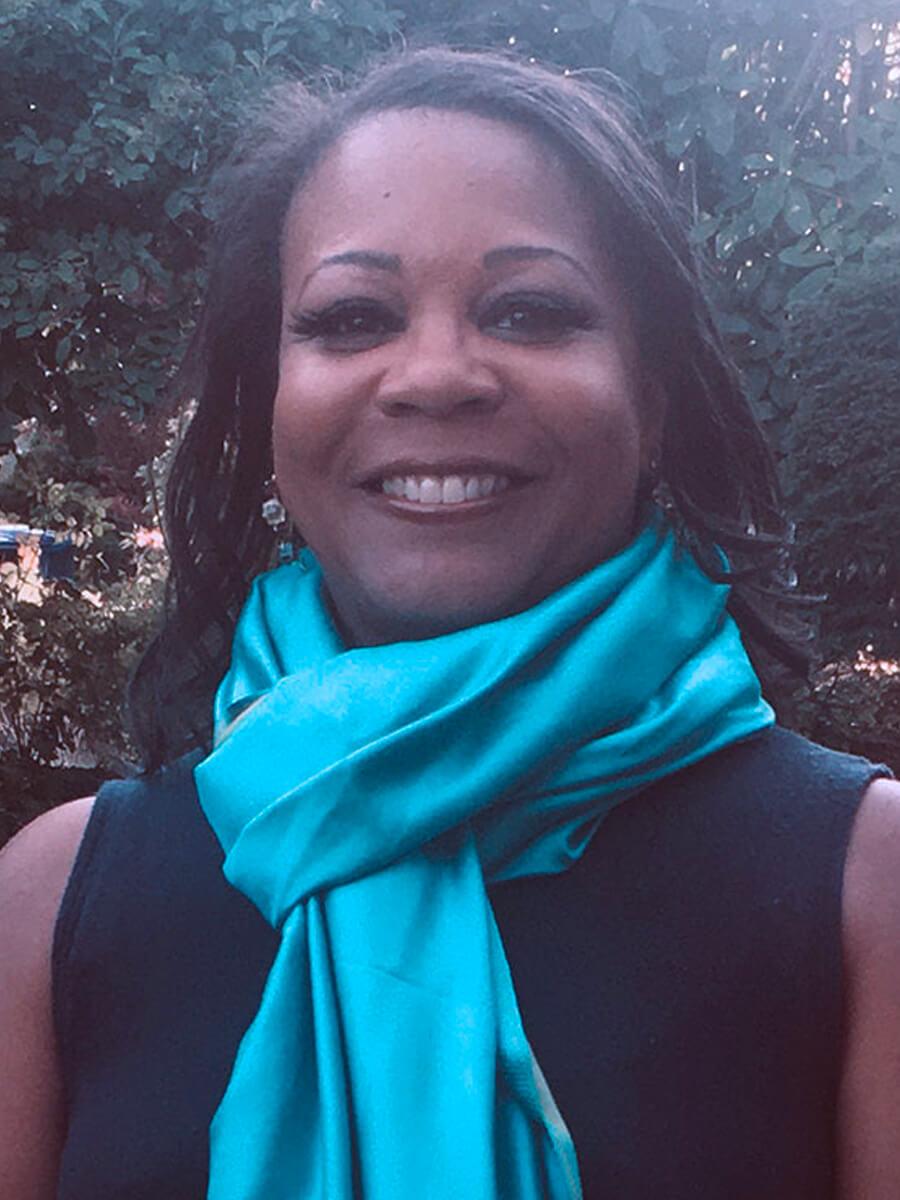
[0,798,93,1200]
[838,775,900,1198]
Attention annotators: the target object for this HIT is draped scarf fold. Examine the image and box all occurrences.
[195,514,773,1199]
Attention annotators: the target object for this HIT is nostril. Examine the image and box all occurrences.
[380,392,501,418]
[380,398,421,418]
[460,394,495,414]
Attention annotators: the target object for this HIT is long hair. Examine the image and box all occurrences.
[128,46,810,771]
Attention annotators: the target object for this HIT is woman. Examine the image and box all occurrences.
[1,47,898,1200]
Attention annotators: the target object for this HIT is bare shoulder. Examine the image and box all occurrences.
[0,793,96,1022]
[0,796,95,1200]
[843,776,900,962]
[838,775,900,1199]
[0,795,95,898]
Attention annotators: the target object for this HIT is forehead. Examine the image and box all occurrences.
[281,108,606,279]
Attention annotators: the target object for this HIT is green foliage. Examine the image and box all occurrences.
[0,424,166,783]
[790,655,900,776]
[782,239,900,661]
[0,0,400,447]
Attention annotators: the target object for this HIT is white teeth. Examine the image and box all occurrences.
[419,476,442,503]
[442,476,465,503]
[380,473,512,504]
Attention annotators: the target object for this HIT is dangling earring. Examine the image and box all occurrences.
[639,452,662,505]
[261,477,296,565]
[261,494,286,530]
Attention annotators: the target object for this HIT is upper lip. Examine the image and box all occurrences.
[355,458,536,486]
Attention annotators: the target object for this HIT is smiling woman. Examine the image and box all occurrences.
[273,108,660,645]
[1,45,899,1200]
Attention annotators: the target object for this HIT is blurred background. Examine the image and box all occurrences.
[1,0,898,840]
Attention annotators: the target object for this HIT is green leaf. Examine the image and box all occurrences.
[778,242,831,268]
[715,228,739,260]
[209,39,237,68]
[784,184,813,235]
[774,130,799,172]
[664,110,695,157]
[610,7,645,66]
[742,364,769,405]
[637,14,667,76]
[719,207,759,246]
[164,190,193,221]
[716,311,754,335]
[786,266,835,307]
[701,91,736,157]
[120,266,140,294]
[743,153,776,171]
[834,154,873,183]
[858,120,884,150]
[663,76,695,96]
[556,12,595,31]
[588,0,616,22]
[689,214,721,244]
[55,336,72,366]
[752,178,788,231]
[793,162,836,189]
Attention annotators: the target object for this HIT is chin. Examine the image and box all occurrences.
[327,555,576,647]
[359,587,523,645]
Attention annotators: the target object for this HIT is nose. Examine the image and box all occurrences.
[375,315,504,419]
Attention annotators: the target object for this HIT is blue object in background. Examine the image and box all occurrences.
[0,524,75,581]
[40,537,75,580]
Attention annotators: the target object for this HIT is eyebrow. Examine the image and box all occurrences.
[482,244,594,285]
[301,244,594,288]
[302,250,402,288]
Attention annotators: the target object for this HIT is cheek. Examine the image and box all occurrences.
[271,355,354,483]
[522,356,644,469]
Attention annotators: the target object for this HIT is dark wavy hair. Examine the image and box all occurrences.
[128,46,811,771]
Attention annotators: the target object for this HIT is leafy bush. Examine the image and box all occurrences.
[791,654,900,776]
[782,238,900,662]
[0,422,166,839]
[0,0,400,454]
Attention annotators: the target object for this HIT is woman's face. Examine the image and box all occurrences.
[273,109,664,645]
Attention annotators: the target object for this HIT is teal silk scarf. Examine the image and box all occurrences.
[195,514,773,1200]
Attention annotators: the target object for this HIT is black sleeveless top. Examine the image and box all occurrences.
[53,728,887,1199]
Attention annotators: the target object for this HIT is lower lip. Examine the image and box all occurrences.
[362,484,525,522]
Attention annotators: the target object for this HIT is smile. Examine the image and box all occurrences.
[380,474,511,504]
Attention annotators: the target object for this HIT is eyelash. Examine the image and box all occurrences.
[287,292,600,351]
[484,292,600,341]
[289,299,403,350]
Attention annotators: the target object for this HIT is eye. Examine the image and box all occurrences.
[481,291,600,343]
[288,299,404,351]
